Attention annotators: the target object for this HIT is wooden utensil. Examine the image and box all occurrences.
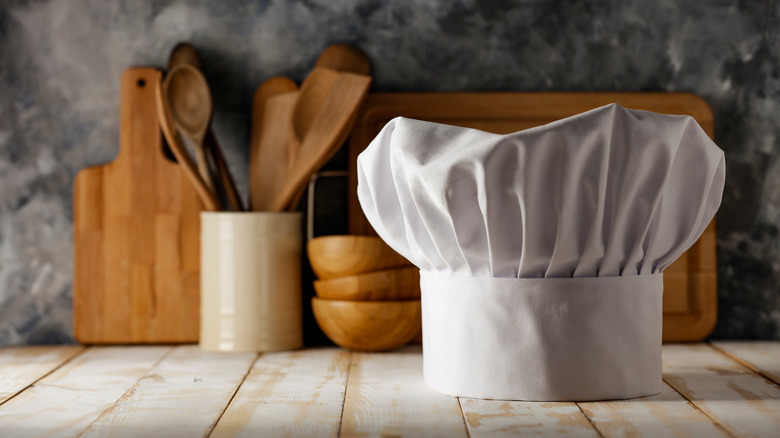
[270,68,370,211]
[164,64,216,194]
[307,235,411,279]
[311,298,421,351]
[313,266,420,301]
[250,90,299,211]
[315,44,371,75]
[74,67,203,343]
[249,76,298,211]
[155,73,220,211]
[168,42,202,69]
[168,43,244,212]
[347,92,719,342]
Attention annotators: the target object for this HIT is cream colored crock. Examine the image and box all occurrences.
[200,212,303,352]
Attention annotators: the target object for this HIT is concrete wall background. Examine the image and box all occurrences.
[0,0,777,345]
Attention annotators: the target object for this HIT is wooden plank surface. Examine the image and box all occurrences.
[662,343,780,437]
[460,398,598,438]
[340,346,468,438]
[211,349,349,438]
[712,341,780,385]
[80,346,255,437]
[578,383,731,437]
[0,346,170,438]
[0,346,83,405]
[0,344,778,437]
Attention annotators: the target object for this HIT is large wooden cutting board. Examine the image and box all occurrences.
[347,92,718,342]
[74,67,202,343]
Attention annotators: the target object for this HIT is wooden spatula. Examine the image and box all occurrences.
[250,91,299,211]
[249,77,298,211]
[270,68,371,211]
[315,44,371,75]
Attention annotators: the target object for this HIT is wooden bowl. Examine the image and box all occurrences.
[307,235,411,279]
[313,266,420,301]
[312,298,421,351]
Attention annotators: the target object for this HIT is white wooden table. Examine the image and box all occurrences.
[0,343,778,437]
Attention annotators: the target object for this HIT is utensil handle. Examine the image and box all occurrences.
[206,129,244,211]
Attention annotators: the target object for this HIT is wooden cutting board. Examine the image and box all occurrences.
[74,67,202,343]
[347,92,718,342]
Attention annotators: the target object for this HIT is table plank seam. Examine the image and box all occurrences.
[0,345,87,409]
[661,377,738,438]
[661,344,762,438]
[574,402,607,438]
[336,351,353,438]
[74,346,175,438]
[455,398,472,438]
[206,352,261,437]
[708,342,780,387]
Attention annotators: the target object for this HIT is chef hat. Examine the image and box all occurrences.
[357,103,725,401]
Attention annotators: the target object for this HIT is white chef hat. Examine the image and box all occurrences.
[357,103,725,401]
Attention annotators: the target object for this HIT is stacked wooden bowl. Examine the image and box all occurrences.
[307,235,421,351]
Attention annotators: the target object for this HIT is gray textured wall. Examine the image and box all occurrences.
[0,0,777,345]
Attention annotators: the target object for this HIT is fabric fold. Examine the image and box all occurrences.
[357,103,725,401]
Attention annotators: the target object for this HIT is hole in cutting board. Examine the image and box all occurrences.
[137,78,146,87]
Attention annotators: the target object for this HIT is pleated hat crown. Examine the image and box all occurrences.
[357,103,725,280]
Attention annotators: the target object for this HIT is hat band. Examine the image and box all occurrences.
[420,272,663,401]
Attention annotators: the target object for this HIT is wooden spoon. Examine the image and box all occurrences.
[164,64,216,194]
[168,43,244,211]
[276,68,371,211]
[154,74,220,211]
[249,76,298,211]
[315,44,371,75]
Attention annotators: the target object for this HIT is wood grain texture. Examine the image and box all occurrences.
[347,92,717,342]
[250,91,298,211]
[313,266,420,301]
[307,235,411,280]
[80,346,255,438]
[312,298,421,351]
[248,77,298,211]
[0,346,83,405]
[0,346,170,437]
[578,383,730,437]
[274,70,371,211]
[712,341,780,385]
[460,398,598,438]
[340,346,468,437]
[0,344,777,436]
[662,343,780,437]
[73,67,204,344]
[314,44,371,76]
[211,349,349,438]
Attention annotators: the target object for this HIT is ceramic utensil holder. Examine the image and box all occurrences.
[200,212,303,352]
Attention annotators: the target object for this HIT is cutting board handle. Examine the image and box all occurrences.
[117,67,170,163]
